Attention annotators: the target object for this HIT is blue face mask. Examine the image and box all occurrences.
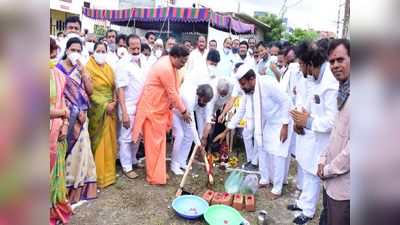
[232,47,239,53]
[109,43,115,51]
[167,48,171,53]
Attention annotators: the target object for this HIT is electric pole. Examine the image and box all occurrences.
[342,0,350,39]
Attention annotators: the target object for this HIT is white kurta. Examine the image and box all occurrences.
[171,83,204,169]
[183,59,211,86]
[205,77,237,123]
[186,48,209,76]
[115,54,150,172]
[106,50,120,71]
[231,56,255,77]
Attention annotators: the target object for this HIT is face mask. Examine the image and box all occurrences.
[167,48,171,53]
[50,59,58,69]
[289,62,299,72]
[280,67,287,74]
[198,45,205,51]
[155,49,162,58]
[254,56,260,61]
[270,55,278,63]
[131,53,141,61]
[67,33,80,40]
[263,53,269,61]
[248,49,253,54]
[307,74,315,82]
[85,42,95,52]
[108,43,116,51]
[94,52,107,65]
[117,48,128,58]
[208,64,216,74]
[223,48,231,54]
[145,56,149,61]
[68,52,81,65]
[79,37,85,42]
[232,47,239,53]
[58,37,64,42]
[239,54,246,60]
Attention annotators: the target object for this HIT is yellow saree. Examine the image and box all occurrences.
[86,56,117,188]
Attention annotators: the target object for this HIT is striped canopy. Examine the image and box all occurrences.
[82,7,254,34]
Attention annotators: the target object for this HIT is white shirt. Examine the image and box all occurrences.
[186,48,209,76]
[106,50,120,71]
[231,55,255,77]
[280,63,300,105]
[232,82,244,98]
[206,77,236,123]
[182,59,211,86]
[147,54,157,67]
[172,83,203,145]
[115,54,150,120]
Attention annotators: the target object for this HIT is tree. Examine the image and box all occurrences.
[254,13,285,43]
[94,25,107,39]
[285,28,319,45]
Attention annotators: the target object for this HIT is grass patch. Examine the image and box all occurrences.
[114,180,126,190]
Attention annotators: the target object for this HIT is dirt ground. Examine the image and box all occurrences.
[68,140,323,225]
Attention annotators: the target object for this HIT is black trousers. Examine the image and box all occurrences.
[208,109,226,153]
[319,187,328,225]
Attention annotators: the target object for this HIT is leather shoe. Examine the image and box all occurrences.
[133,163,145,169]
[287,204,303,211]
[123,170,138,179]
[293,213,312,224]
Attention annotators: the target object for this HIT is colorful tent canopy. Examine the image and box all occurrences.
[82,7,255,35]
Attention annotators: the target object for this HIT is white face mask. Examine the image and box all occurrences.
[85,42,95,53]
[307,74,315,82]
[117,47,128,58]
[58,37,64,42]
[145,56,149,61]
[208,64,217,74]
[131,53,141,61]
[155,49,162,58]
[67,33,80,40]
[248,49,254,54]
[223,48,231,54]
[68,52,81,65]
[270,55,278,63]
[94,52,107,65]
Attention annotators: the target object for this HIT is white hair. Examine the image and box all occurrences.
[217,78,230,92]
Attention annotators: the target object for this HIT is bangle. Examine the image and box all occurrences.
[62,121,69,126]
[81,72,87,78]
[181,109,187,115]
[63,108,69,118]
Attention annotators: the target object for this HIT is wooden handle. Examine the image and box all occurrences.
[175,144,199,198]
[204,154,214,185]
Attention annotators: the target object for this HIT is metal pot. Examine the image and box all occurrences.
[257,210,268,225]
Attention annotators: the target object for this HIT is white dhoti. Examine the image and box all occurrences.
[119,114,142,172]
[243,126,259,165]
[297,169,321,217]
[171,115,193,170]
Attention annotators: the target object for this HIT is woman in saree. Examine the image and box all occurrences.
[85,41,118,188]
[55,37,98,204]
[50,37,75,224]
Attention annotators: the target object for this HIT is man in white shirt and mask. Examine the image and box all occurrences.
[231,41,255,77]
[202,77,236,156]
[288,40,339,224]
[213,37,234,78]
[214,65,293,201]
[170,84,212,175]
[115,34,149,179]
[84,33,97,57]
[57,16,89,65]
[105,29,119,70]
[141,44,157,67]
[153,39,164,59]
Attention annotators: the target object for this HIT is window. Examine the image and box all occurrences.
[83,2,90,8]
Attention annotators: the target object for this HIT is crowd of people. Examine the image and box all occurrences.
[50,15,350,225]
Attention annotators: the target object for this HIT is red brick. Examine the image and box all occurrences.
[220,193,233,206]
[202,190,214,205]
[233,193,243,211]
[211,192,223,205]
[245,195,255,212]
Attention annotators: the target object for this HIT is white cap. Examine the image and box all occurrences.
[235,64,253,80]
[155,39,163,45]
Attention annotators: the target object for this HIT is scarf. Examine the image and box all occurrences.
[337,76,350,111]
[253,76,265,148]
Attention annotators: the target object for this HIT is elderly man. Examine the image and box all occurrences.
[170,84,212,175]
[209,40,217,50]
[132,44,191,185]
[84,33,97,56]
[231,41,255,77]
[202,77,236,156]
[105,29,119,69]
[317,39,350,225]
[215,65,293,200]
[214,37,234,78]
[116,34,149,179]
[161,37,176,57]
[288,40,339,224]
[153,39,163,58]
[186,35,209,75]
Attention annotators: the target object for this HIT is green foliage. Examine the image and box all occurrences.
[285,28,320,45]
[94,25,107,39]
[254,13,285,43]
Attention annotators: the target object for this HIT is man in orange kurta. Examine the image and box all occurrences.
[132,44,192,185]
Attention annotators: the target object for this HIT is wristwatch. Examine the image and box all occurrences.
[62,121,70,126]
